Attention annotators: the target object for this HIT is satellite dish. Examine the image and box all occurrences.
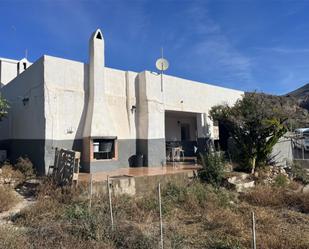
[156,58,169,71]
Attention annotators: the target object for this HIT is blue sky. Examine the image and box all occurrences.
[1,0,309,95]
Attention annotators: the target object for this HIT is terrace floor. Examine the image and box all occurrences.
[78,164,201,183]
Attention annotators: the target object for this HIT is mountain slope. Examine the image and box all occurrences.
[286,83,309,100]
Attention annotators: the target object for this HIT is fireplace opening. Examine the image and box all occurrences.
[92,138,116,160]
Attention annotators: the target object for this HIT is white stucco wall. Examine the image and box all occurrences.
[0,57,45,140]
[0,58,33,86]
[151,72,243,113]
[141,71,243,139]
[43,55,137,141]
[44,55,86,141]
[0,54,243,144]
[136,71,165,140]
[0,59,18,85]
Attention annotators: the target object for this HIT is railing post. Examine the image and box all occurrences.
[252,211,256,249]
[158,183,164,249]
[107,175,114,230]
[89,173,93,210]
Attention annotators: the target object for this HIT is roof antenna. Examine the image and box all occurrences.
[25,49,28,60]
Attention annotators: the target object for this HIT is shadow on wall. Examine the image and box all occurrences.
[133,74,148,166]
[73,64,89,152]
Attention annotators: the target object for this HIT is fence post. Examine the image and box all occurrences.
[252,211,256,249]
[89,173,93,210]
[158,183,164,249]
[107,175,114,230]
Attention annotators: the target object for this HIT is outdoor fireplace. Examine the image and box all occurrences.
[83,137,118,162]
[92,137,117,160]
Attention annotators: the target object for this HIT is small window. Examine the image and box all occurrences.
[93,139,115,160]
[23,62,27,70]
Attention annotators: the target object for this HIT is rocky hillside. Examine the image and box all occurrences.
[284,83,309,111]
[286,83,309,101]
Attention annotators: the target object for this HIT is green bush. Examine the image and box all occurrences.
[199,151,225,187]
[291,162,309,184]
[14,157,35,178]
[273,174,289,188]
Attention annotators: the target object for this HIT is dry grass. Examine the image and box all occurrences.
[0,186,19,212]
[241,184,309,213]
[0,164,24,185]
[0,227,30,249]
[0,179,308,249]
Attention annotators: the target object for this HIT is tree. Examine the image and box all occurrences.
[209,92,287,174]
[0,96,9,121]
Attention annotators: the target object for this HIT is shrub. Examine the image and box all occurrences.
[169,232,185,249]
[273,174,289,188]
[14,156,34,178]
[290,162,309,184]
[199,151,225,187]
[208,239,244,249]
[0,186,18,212]
[0,164,24,185]
[113,224,156,249]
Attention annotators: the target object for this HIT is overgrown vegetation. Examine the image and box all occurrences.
[0,179,307,249]
[13,156,35,178]
[0,157,35,212]
[210,92,289,174]
[0,163,24,184]
[241,185,309,213]
[290,161,309,184]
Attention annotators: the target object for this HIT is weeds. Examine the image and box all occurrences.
[273,174,289,188]
[290,162,309,184]
[0,186,18,212]
[14,156,35,178]
[241,184,309,213]
[0,164,24,185]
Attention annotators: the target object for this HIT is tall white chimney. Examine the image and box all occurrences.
[83,29,115,138]
[82,29,116,166]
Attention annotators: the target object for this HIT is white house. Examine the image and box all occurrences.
[0,29,243,174]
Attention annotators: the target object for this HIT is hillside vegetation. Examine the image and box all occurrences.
[249,92,309,129]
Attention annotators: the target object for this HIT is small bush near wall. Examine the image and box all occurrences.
[0,164,24,186]
[14,157,35,178]
[199,151,225,187]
